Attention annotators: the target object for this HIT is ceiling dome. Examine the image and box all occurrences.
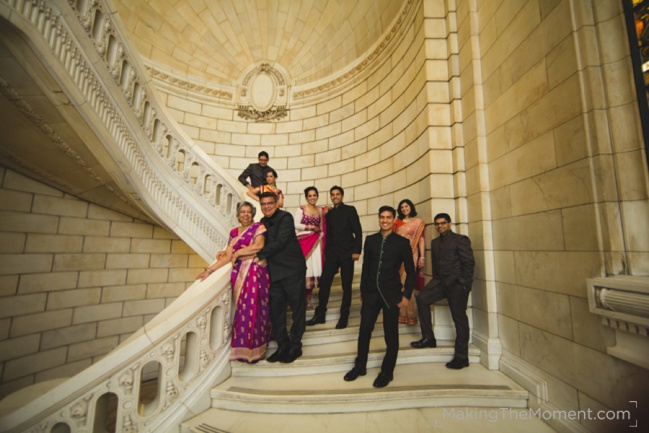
[113,0,404,86]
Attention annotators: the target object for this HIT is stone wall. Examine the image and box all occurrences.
[456,0,649,430]
[154,0,456,236]
[0,167,208,399]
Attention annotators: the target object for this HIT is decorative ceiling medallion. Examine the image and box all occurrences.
[236,63,289,122]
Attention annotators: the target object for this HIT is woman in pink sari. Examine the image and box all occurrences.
[294,187,326,310]
[197,202,271,363]
[394,199,426,325]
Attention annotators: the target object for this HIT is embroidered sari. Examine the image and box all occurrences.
[295,206,326,303]
[394,217,425,325]
[229,222,271,362]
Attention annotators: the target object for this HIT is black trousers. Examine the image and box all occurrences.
[314,255,354,318]
[354,292,400,376]
[269,271,306,351]
[416,282,470,359]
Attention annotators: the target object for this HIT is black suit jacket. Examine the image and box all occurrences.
[360,232,416,307]
[428,230,475,291]
[257,210,306,281]
[238,163,273,188]
[324,202,362,259]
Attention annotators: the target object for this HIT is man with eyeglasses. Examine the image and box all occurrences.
[411,213,475,370]
[256,192,307,363]
[238,151,274,195]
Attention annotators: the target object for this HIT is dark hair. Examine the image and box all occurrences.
[259,191,277,202]
[397,199,418,219]
[379,205,396,217]
[434,213,451,223]
[266,168,278,178]
[304,186,319,198]
[237,201,256,218]
[330,185,344,196]
[258,151,269,159]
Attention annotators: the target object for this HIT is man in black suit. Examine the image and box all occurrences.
[306,185,362,329]
[411,213,475,370]
[343,206,415,388]
[238,151,273,195]
[256,192,307,363]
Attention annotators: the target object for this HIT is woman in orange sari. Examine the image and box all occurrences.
[394,199,425,325]
[247,169,284,207]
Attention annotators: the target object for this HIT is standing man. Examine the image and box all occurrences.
[256,192,307,363]
[306,186,362,329]
[411,213,475,370]
[238,151,273,195]
[343,206,415,388]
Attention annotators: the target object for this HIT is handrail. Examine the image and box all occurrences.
[1,0,244,261]
[0,266,234,433]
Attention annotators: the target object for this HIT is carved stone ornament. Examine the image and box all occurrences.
[236,63,289,122]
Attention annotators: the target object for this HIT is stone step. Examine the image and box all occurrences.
[233,334,479,377]
[208,363,528,414]
[182,405,556,433]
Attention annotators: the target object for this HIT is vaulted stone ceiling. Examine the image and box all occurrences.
[112,0,404,85]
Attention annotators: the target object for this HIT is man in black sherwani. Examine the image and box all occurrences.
[343,206,415,388]
[306,185,362,329]
[411,212,475,370]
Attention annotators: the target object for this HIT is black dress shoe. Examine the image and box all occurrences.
[343,366,366,381]
[446,357,469,369]
[306,314,326,326]
[410,337,437,349]
[335,317,348,329]
[266,349,287,363]
[372,371,393,388]
[280,348,302,363]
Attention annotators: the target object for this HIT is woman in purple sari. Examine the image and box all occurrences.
[197,202,271,363]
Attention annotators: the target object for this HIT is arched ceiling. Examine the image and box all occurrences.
[112,0,404,86]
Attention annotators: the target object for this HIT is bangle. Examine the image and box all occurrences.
[205,268,214,274]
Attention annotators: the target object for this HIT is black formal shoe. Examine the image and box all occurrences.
[266,349,287,363]
[343,366,366,381]
[280,348,302,363]
[306,314,326,326]
[372,371,393,388]
[410,337,437,348]
[335,317,348,329]
[446,357,469,369]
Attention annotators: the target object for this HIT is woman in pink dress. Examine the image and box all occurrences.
[394,199,426,325]
[197,202,271,362]
[294,187,326,310]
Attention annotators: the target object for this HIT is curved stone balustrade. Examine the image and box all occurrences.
[0,266,234,433]
[1,0,243,260]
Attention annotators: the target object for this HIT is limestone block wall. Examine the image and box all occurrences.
[153,0,457,238]
[0,167,208,400]
[456,0,649,429]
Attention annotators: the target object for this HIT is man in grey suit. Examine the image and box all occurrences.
[411,213,475,370]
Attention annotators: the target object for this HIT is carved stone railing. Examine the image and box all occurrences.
[0,266,233,433]
[1,0,244,259]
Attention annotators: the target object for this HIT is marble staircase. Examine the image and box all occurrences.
[180,276,537,433]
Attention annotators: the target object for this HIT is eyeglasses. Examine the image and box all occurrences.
[260,201,276,207]
[433,221,449,226]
